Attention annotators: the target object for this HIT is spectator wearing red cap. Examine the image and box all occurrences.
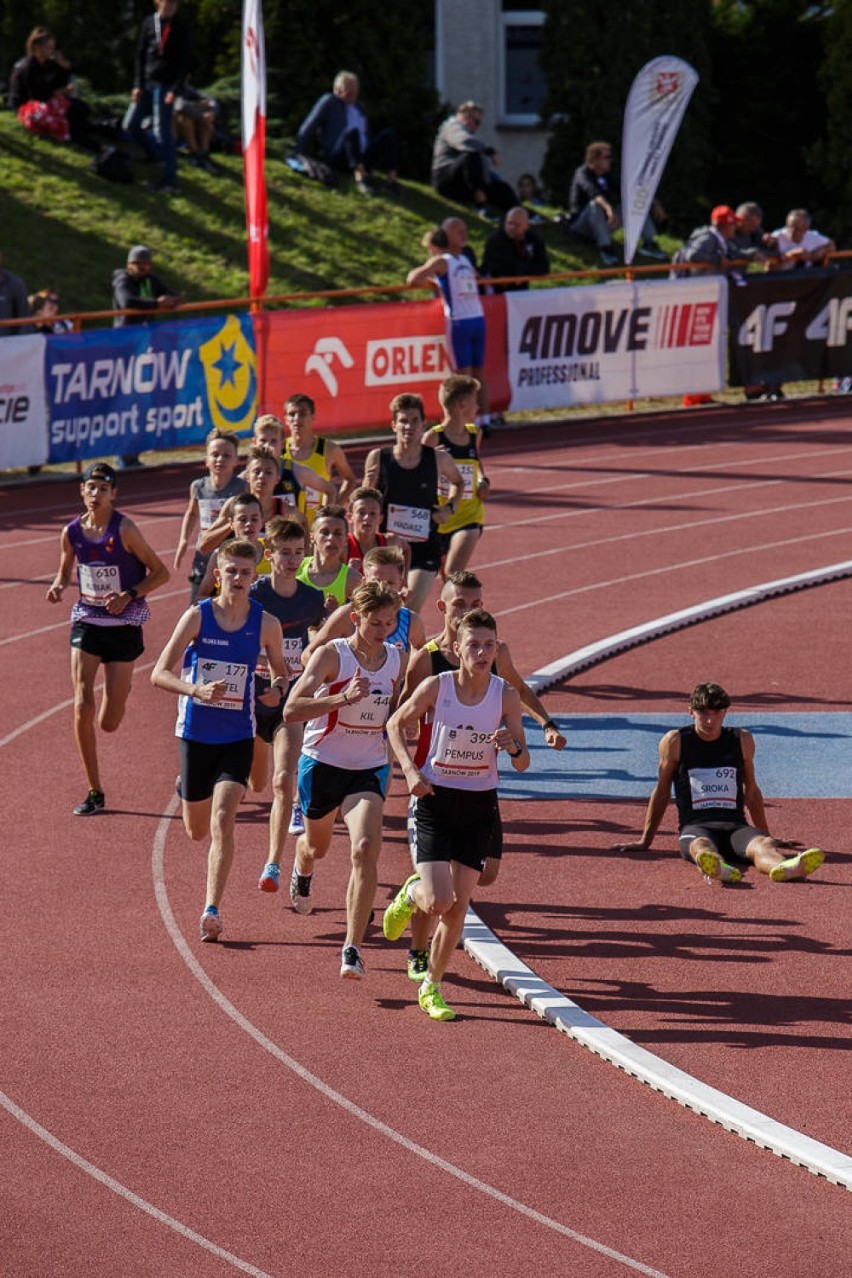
[673,205,741,275]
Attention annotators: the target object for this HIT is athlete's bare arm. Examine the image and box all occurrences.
[495,640,567,750]
[614,729,681,851]
[46,527,76,603]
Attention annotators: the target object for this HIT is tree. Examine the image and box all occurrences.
[538,1,714,228]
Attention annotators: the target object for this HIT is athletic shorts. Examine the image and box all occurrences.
[408,793,502,867]
[413,784,501,872]
[70,621,144,664]
[253,675,294,744]
[439,522,483,551]
[678,820,766,864]
[409,533,444,575]
[297,755,390,821]
[178,737,254,803]
[449,316,486,369]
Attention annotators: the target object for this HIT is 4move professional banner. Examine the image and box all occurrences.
[0,334,49,470]
[45,313,258,464]
[505,276,727,411]
[728,269,852,386]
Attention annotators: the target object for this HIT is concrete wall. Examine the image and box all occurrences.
[435,0,550,191]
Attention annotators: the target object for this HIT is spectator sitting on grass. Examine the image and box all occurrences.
[9,26,90,147]
[431,101,516,217]
[295,70,400,197]
[564,140,667,267]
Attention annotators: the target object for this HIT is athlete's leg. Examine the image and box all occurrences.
[268,723,301,866]
[70,647,103,791]
[340,790,385,949]
[443,527,482,576]
[182,797,213,841]
[425,861,481,984]
[406,567,437,614]
[204,779,246,908]
[249,736,269,792]
[744,832,824,880]
[687,834,741,883]
[295,808,336,876]
[99,660,135,733]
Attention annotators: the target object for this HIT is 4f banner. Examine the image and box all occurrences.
[621,57,698,266]
[728,270,852,385]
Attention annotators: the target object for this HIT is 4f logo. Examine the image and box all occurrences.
[737,302,796,353]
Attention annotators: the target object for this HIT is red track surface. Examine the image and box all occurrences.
[3,400,852,1277]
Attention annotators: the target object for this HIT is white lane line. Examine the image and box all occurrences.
[0,1092,276,1278]
[481,488,852,570]
[149,799,671,1278]
[469,559,852,1189]
[0,582,188,647]
[496,527,852,618]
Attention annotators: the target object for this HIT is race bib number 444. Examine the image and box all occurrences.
[688,766,738,809]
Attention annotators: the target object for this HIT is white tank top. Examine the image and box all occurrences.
[302,638,401,770]
[438,253,484,323]
[421,671,504,791]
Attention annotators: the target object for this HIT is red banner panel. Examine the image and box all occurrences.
[254,295,509,433]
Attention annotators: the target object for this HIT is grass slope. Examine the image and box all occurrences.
[0,111,679,317]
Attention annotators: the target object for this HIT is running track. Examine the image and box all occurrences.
[2,400,851,1277]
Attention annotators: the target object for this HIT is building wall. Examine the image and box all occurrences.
[435,0,550,191]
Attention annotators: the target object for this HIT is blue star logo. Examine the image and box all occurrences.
[212,342,241,389]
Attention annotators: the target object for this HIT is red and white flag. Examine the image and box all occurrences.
[621,57,698,266]
[242,0,268,298]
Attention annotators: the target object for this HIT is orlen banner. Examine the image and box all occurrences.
[0,333,49,469]
[505,276,727,410]
[257,295,510,427]
[46,313,257,464]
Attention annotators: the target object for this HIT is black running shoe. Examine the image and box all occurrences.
[74,789,104,816]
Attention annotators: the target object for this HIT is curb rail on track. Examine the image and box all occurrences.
[464,558,852,1189]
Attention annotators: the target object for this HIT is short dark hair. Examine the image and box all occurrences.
[390,392,424,419]
[457,607,497,637]
[688,682,731,711]
[286,393,316,414]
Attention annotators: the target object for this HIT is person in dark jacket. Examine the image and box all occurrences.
[566,140,666,267]
[122,0,192,194]
[295,71,400,195]
[481,207,550,292]
[9,26,90,146]
[0,252,31,337]
[111,245,181,467]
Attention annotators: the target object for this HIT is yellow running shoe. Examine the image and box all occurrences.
[406,949,429,982]
[695,849,742,883]
[769,847,825,882]
[383,873,420,941]
[418,981,456,1022]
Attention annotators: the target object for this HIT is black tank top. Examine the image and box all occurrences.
[674,726,746,828]
[377,446,438,520]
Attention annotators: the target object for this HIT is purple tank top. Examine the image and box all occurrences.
[66,509,150,627]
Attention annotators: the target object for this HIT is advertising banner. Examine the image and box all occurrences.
[621,57,698,266]
[505,277,727,411]
[45,313,257,464]
[0,333,49,470]
[727,270,852,385]
[257,294,510,429]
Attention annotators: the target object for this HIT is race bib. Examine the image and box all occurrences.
[197,497,225,533]
[432,725,493,777]
[194,658,248,711]
[455,271,478,297]
[340,689,391,734]
[386,503,432,543]
[78,562,120,605]
[688,766,738,809]
[439,461,475,501]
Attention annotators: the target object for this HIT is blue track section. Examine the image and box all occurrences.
[503,713,852,800]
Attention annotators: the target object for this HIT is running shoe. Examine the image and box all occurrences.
[383,873,421,941]
[200,906,222,942]
[288,802,305,835]
[340,945,365,979]
[73,789,104,816]
[769,847,825,882]
[407,949,429,982]
[289,868,313,914]
[694,849,742,884]
[258,863,280,893]
[418,981,456,1022]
